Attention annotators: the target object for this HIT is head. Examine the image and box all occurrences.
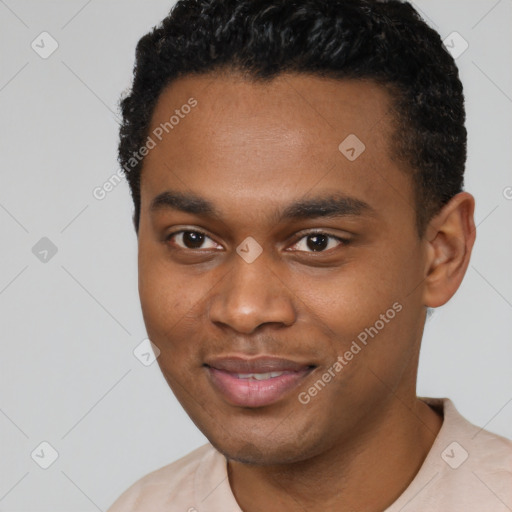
[118,0,475,464]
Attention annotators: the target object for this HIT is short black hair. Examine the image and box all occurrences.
[118,0,466,236]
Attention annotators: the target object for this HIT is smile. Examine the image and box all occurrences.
[204,356,316,408]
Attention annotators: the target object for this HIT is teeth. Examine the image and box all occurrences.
[235,371,286,380]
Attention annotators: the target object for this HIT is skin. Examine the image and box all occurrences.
[136,72,476,511]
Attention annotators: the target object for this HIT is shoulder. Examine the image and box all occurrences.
[416,397,512,510]
[428,397,512,464]
[457,407,512,489]
[106,443,216,511]
[387,398,512,512]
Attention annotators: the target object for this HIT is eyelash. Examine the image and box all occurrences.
[164,229,350,253]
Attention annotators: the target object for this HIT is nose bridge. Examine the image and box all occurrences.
[208,249,296,333]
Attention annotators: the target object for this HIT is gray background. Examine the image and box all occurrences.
[0,0,511,510]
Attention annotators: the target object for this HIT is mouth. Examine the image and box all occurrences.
[204,356,316,408]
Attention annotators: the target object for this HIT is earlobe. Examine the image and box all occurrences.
[422,192,476,308]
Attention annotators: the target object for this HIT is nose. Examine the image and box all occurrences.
[207,251,297,334]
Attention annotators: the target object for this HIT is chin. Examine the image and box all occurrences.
[207,428,320,466]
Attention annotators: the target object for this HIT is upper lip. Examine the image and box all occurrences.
[204,356,314,373]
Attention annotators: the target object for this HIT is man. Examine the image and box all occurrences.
[107,0,512,510]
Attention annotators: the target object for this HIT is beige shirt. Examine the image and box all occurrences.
[107,398,512,511]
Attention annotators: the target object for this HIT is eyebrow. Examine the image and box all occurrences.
[149,190,376,221]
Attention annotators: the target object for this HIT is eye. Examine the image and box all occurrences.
[165,229,220,250]
[289,231,349,253]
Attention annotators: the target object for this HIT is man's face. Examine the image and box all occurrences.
[137,73,429,464]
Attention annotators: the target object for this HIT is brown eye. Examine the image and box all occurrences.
[166,230,219,250]
[290,232,348,253]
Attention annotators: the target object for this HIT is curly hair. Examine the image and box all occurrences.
[118,0,466,236]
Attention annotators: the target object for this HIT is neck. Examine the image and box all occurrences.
[227,396,443,512]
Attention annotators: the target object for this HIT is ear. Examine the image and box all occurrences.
[422,192,476,308]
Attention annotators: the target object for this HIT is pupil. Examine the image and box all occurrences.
[307,234,328,252]
[184,231,204,248]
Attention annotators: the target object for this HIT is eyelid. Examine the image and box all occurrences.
[164,227,351,253]
[164,227,210,240]
[164,228,221,249]
[286,229,351,252]
[291,228,351,241]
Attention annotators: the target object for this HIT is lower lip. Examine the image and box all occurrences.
[206,367,313,408]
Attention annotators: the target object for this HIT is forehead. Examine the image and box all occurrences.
[139,72,414,228]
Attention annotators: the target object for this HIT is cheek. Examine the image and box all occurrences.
[290,259,400,337]
[292,248,419,376]
[137,248,223,376]
[138,236,197,319]
[138,247,190,343]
